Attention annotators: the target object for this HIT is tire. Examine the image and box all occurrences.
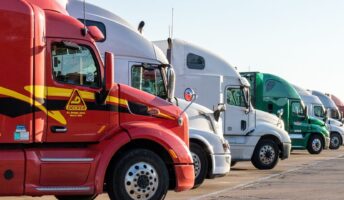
[107,149,168,200]
[251,139,279,170]
[230,161,237,167]
[330,132,342,150]
[55,195,97,200]
[190,143,208,189]
[307,134,324,154]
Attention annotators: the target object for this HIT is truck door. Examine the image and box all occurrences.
[224,87,250,135]
[289,100,307,138]
[45,40,114,142]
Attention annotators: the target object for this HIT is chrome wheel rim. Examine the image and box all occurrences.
[124,162,159,200]
[312,138,322,152]
[259,145,276,165]
[191,152,201,178]
[331,135,340,148]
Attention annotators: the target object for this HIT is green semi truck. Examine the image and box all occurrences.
[241,72,330,154]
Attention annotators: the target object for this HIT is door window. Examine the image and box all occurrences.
[314,105,325,118]
[227,88,246,107]
[131,65,167,99]
[291,101,304,116]
[51,42,100,88]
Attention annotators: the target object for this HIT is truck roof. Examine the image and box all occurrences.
[242,72,300,100]
[294,85,323,105]
[67,0,168,64]
[312,90,338,109]
[153,39,240,79]
[329,94,344,107]
[25,0,68,15]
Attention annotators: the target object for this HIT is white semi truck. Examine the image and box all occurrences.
[303,89,344,149]
[67,0,230,188]
[154,39,291,169]
[312,90,343,123]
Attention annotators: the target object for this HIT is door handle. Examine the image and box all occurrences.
[51,126,67,133]
[241,120,247,131]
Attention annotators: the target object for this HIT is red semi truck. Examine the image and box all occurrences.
[0,1,194,199]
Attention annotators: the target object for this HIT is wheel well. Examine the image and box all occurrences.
[259,135,283,157]
[309,132,326,147]
[330,131,342,139]
[104,139,176,190]
[190,139,212,178]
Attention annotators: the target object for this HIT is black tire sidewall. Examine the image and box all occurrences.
[307,134,323,154]
[251,139,279,170]
[108,149,168,200]
[190,143,208,189]
[330,132,342,150]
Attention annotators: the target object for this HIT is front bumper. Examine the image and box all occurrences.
[174,164,195,192]
[280,142,291,160]
[324,136,330,149]
[209,152,231,178]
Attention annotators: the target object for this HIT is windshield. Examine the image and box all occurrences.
[131,64,168,99]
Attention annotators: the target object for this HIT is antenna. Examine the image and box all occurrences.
[81,0,87,36]
[171,8,174,39]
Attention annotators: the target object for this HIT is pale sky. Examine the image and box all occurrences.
[86,0,344,100]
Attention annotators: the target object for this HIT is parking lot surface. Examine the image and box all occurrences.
[2,148,344,200]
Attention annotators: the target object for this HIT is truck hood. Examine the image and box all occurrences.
[328,118,343,127]
[118,84,189,146]
[309,116,326,127]
[256,109,284,129]
[176,98,224,138]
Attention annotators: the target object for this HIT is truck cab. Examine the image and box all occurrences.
[312,91,343,123]
[66,0,230,188]
[241,72,330,154]
[154,39,291,170]
[329,93,344,121]
[294,86,344,150]
[0,1,194,199]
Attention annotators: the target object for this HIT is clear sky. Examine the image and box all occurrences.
[86,0,344,100]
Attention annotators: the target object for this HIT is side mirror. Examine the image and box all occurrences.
[277,108,284,118]
[105,52,115,90]
[167,66,176,102]
[304,106,309,119]
[87,26,105,42]
[214,103,226,121]
[96,52,114,105]
[178,88,197,126]
[184,88,196,102]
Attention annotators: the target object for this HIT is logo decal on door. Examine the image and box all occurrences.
[66,89,87,117]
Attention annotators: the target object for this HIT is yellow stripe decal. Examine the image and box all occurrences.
[0,87,66,125]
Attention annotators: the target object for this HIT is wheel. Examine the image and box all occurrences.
[230,161,237,167]
[251,139,279,170]
[190,143,208,189]
[329,132,342,150]
[55,195,97,200]
[107,149,168,200]
[307,134,323,154]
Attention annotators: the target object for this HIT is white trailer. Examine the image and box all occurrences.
[67,0,230,188]
[301,89,344,149]
[154,39,291,169]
